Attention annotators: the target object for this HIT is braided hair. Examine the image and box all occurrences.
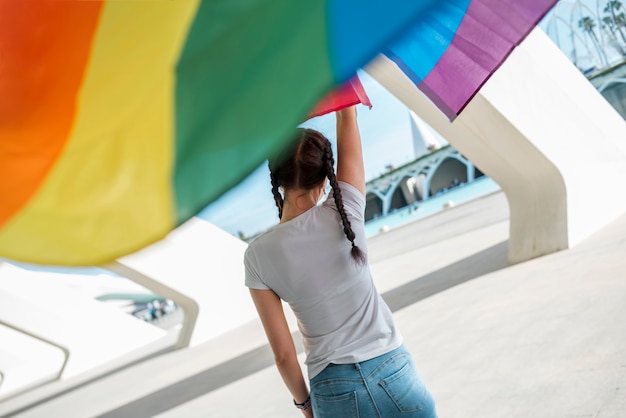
[268,128,366,266]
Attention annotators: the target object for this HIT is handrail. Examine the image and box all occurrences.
[0,320,69,389]
[104,261,198,349]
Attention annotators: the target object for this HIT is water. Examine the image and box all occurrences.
[365,176,501,238]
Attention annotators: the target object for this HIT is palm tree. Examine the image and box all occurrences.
[601,15,626,55]
[579,16,609,66]
[612,10,626,45]
[604,0,626,45]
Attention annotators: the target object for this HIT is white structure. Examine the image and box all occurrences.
[366,27,626,263]
[0,262,169,401]
[107,217,256,349]
[542,0,626,73]
[409,109,446,158]
[0,216,254,407]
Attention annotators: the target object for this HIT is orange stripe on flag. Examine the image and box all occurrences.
[0,0,103,227]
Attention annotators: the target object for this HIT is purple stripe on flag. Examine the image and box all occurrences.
[386,0,558,120]
[421,0,557,119]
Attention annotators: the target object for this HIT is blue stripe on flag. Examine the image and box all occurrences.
[327,0,440,83]
[383,0,471,81]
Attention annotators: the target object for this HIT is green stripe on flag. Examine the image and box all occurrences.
[174,0,335,224]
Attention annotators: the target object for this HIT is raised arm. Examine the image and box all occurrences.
[335,105,365,196]
[249,289,313,417]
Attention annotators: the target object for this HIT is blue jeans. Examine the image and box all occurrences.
[310,345,437,417]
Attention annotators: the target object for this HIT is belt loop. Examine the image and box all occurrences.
[354,362,361,371]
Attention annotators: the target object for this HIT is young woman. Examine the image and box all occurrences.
[244,106,437,417]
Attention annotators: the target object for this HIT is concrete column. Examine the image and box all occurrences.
[467,162,475,183]
[366,28,626,263]
[382,193,392,216]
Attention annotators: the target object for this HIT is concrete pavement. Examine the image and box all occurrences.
[5,191,626,417]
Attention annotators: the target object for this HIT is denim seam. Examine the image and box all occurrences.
[355,362,382,418]
[312,378,361,390]
[378,366,424,413]
[366,352,407,379]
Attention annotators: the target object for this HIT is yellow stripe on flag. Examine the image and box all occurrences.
[0,0,200,265]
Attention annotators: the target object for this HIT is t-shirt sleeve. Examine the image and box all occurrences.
[324,181,365,220]
[244,246,270,290]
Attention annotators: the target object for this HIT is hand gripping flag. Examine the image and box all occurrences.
[310,75,372,118]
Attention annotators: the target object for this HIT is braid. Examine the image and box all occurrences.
[269,169,283,220]
[323,145,366,266]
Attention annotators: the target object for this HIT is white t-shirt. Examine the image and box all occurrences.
[244,181,401,379]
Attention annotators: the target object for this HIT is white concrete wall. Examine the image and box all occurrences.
[109,217,257,348]
[366,28,626,263]
[0,324,66,400]
[0,263,167,381]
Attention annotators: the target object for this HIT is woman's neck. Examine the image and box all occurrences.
[281,188,321,223]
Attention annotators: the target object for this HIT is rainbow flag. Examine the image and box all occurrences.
[0,0,556,266]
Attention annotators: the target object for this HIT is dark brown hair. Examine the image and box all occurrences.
[268,128,366,266]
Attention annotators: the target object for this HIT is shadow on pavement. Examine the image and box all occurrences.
[383,240,509,312]
[98,241,509,418]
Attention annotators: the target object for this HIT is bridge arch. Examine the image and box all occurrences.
[388,185,408,212]
[596,77,626,119]
[365,146,472,217]
[387,175,423,212]
[597,77,626,93]
[365,191,384,221]
[427,156,470,196]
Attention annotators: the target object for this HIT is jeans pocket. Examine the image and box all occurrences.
[378,360,427,413]
[313,391,359,418]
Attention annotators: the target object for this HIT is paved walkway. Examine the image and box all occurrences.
[5,191,626,417]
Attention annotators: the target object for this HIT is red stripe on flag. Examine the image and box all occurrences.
[310,74,372,118]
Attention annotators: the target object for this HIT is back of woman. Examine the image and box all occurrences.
[244,106,437,417]
[245,180,400,380]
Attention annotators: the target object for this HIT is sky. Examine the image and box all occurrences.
[198,70,444,239]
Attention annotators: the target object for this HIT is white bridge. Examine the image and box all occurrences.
[365,145,484,221]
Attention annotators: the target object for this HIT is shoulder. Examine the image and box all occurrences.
[337,181,365,203]
[244,224,285,264]
[244,228,272,266]
[323,181,365,218]
[244,234,271,290]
